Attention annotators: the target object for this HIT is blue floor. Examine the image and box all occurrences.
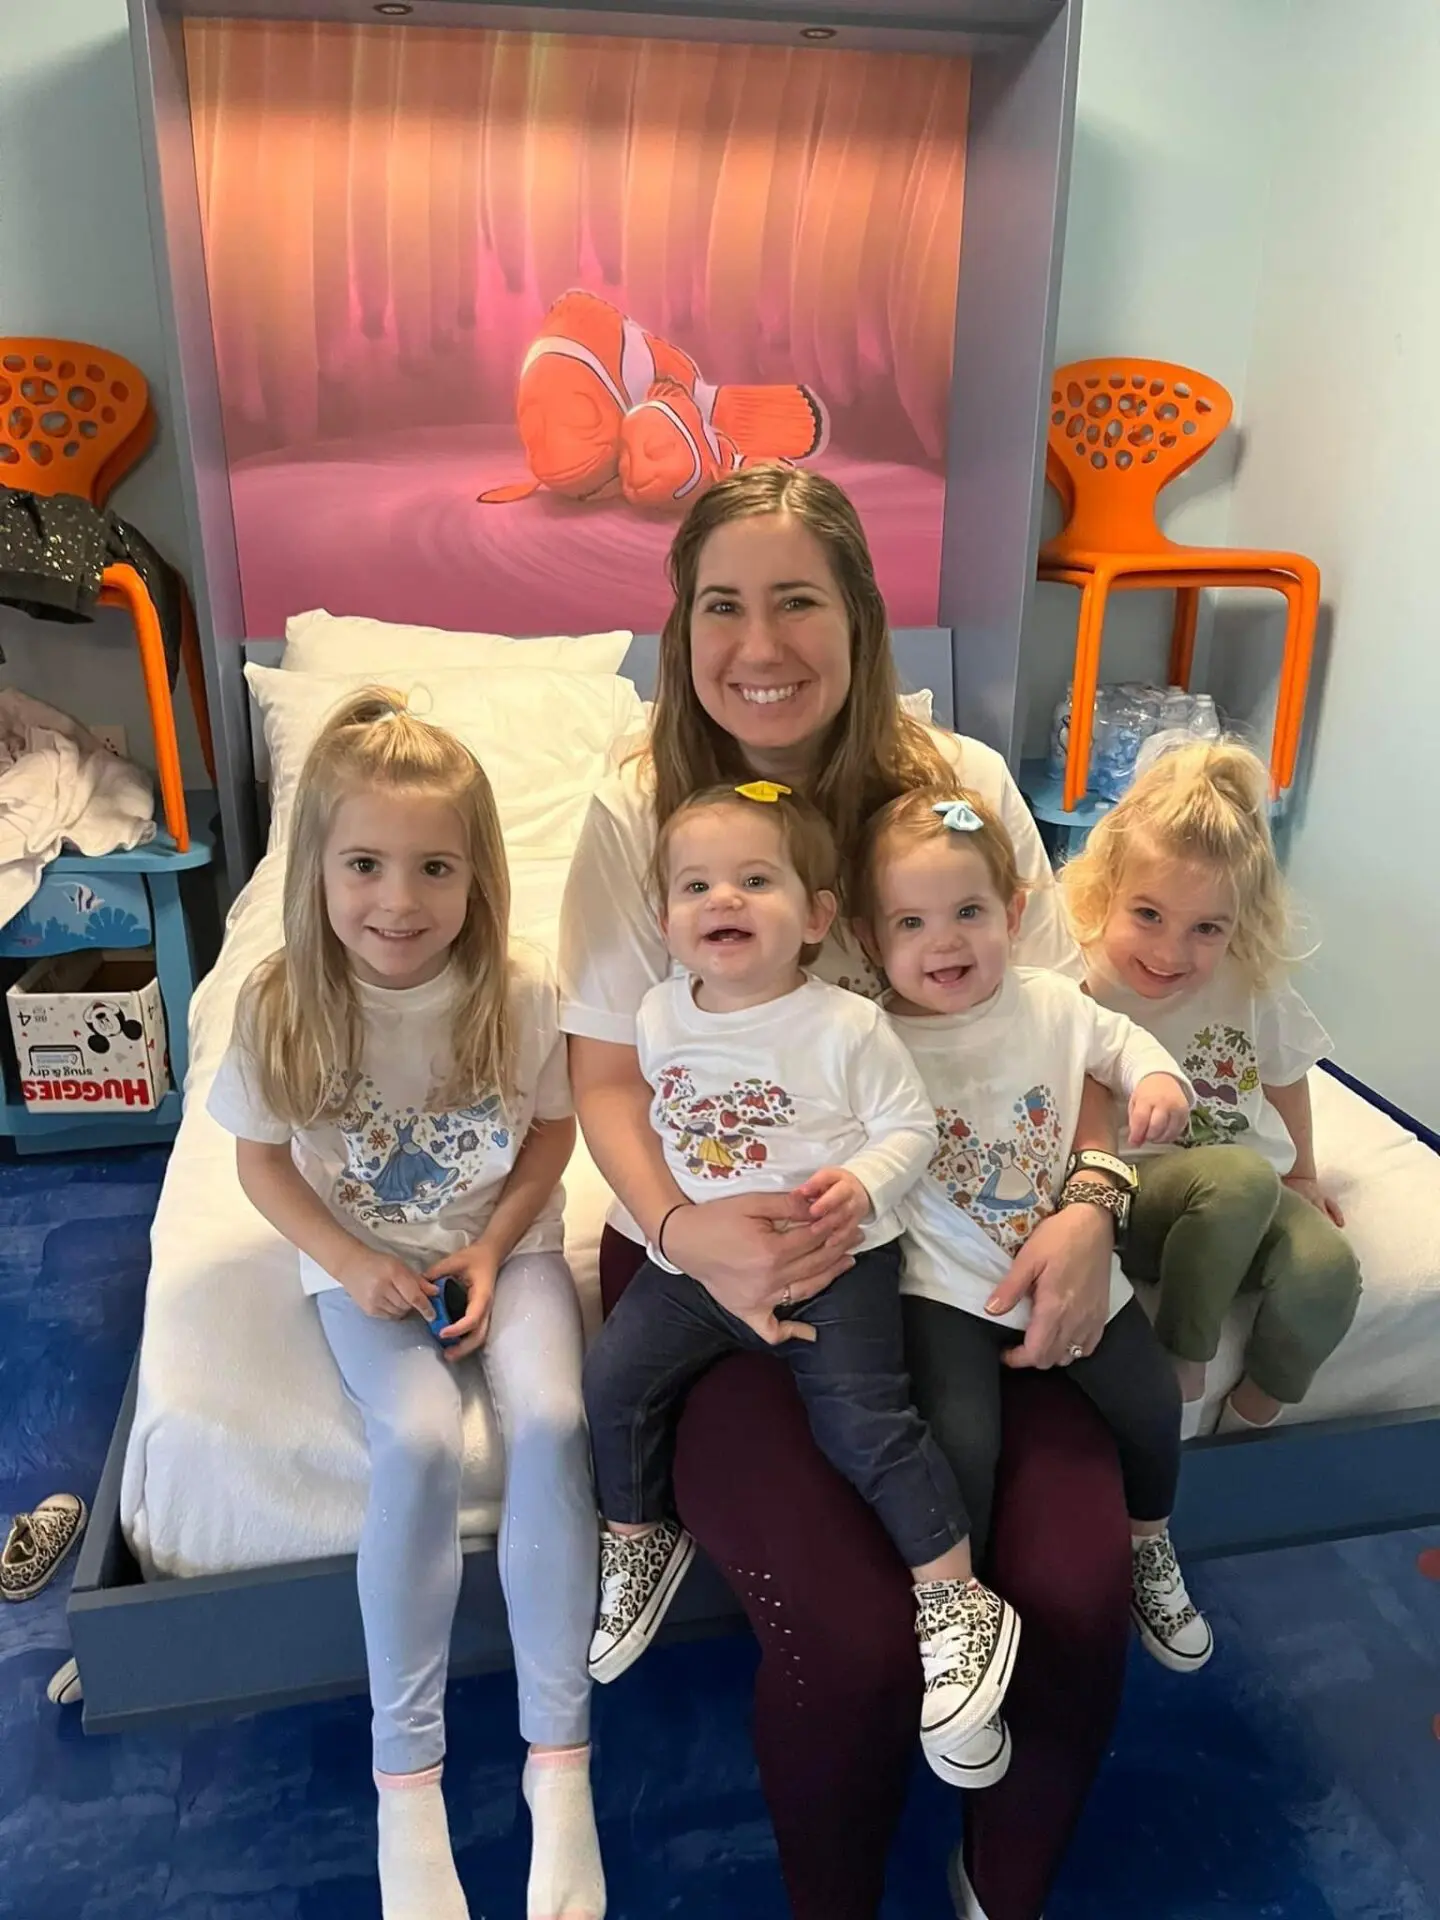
[2,1145,1437,1919]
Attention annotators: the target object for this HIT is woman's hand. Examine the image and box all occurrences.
[427,1243,500,1362]
[337,1244,438,1321]
[662,1191,859,1346]
[984,1199,1113,1367]
[1127,1073,1191,1147]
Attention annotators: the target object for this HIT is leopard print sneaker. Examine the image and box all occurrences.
[587,1519,696,1684]
[916,1577,1021,1767]
[1131,1530,1213,1672]
[1,1493,87,1603]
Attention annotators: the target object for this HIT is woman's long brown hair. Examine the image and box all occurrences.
[644,468,951,872]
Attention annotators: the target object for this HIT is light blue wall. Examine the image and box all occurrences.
[1219,0,1440,1126]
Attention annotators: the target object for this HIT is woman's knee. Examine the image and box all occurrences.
[675,1354,920,1707]
[990,1376,1131,1637]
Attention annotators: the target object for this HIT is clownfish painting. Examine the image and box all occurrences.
[479,289,829,513]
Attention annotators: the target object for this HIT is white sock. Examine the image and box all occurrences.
[1179,1398,1207,1442]
[523,1745,606,1920]
[375,1766,470,1920]
[1216,1396,1281,1436]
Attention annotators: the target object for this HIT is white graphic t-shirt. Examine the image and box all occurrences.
[560,729,1082,1049]
[560,730,1079,1242]
[208,940,571,1295]
[635,972,936,1261]
[1087,957,1331,1176]
[891,967,1190,1328]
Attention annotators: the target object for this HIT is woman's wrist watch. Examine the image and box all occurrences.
[1057,1150,1138,1244]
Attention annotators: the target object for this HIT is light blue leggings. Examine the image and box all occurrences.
[317,1252,597,1775]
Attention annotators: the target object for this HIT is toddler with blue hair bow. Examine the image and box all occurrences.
[850,787,1214,1786]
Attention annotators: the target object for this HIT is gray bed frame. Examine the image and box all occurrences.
[67,626,1440,1734]
[63,0,1440,1736]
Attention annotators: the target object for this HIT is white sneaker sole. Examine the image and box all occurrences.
[948,1843,1044,1920]
[1,1496,88,1604]
[1131,1602,1214,1673]
[587,1532,696,1684]
[947,1845,988,1920]
[47,1657,82,1706]
[921,1602,1021,1758]
[925,1715,1012,1790]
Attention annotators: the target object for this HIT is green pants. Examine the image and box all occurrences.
[1122,1145,1362,1404]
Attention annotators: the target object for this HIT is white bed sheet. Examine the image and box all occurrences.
[121,856,1440,1580]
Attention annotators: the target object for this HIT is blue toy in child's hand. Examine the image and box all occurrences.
[425,1275,470,1341]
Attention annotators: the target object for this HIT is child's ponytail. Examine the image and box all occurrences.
[1060,738,1298,989]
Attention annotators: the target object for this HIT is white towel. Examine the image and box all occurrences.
[0,688,155,924]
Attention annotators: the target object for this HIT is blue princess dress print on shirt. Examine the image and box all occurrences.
[334,1082,510,1230]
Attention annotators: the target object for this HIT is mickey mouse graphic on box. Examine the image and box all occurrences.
[6,950,170,1113]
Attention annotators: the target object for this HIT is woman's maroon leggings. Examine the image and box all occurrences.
[600,1230,1132,1920]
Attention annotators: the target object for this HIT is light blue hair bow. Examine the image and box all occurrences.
[932,799,984,833]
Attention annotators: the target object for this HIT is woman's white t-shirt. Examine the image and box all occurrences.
[559,730,1078,1243]
[560,729,1080,1046]
[636,972,936,1259]
[208,941,571,1294]
[1087,957,1330,1177]
[891,967,1189,1329]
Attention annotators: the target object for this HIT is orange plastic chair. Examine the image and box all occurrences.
[0,338,215,850]
[1040,358,1319,811]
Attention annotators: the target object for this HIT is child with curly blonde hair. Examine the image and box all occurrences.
[1062,739,1362,1438]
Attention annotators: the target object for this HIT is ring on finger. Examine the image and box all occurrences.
[1067,1343,1085,1362]
[780,1285,793,1309]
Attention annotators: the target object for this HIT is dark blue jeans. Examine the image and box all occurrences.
[583,1241,966,1571]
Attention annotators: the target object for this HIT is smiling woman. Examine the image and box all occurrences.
[559,467,1136,1920]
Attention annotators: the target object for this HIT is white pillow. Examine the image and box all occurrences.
[282,609,633,679]
[245,663,644,859]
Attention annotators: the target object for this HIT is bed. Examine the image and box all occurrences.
[65,624,1440,1734]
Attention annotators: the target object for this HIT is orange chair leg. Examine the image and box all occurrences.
[180,586,217,789]
[102,565,190,851]
[1065,575,1110,812]
[1276,562,1320,792]
[1168,586,1200,687]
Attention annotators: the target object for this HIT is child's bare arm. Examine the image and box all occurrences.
[1264,1077,1345,1226]
[235,1138,436,1316]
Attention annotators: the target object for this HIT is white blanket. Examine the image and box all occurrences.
[0,688,155,924]
[121,849,1440,1580]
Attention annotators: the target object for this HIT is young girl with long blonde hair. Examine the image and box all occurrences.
[208,689,604,1920]
[1062,739,1362,1436]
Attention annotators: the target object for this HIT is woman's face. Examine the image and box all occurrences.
[688,512,853,777]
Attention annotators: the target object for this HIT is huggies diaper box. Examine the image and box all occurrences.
[6,951,170,1112]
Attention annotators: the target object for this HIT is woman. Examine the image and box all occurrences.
[559,469,1132,1920]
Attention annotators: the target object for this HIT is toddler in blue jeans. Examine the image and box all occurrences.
[581,781,1021,1780]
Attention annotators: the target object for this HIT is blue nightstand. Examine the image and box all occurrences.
[0,801,215,1155]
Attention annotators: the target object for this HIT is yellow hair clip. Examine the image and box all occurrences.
[734,780,792,804]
